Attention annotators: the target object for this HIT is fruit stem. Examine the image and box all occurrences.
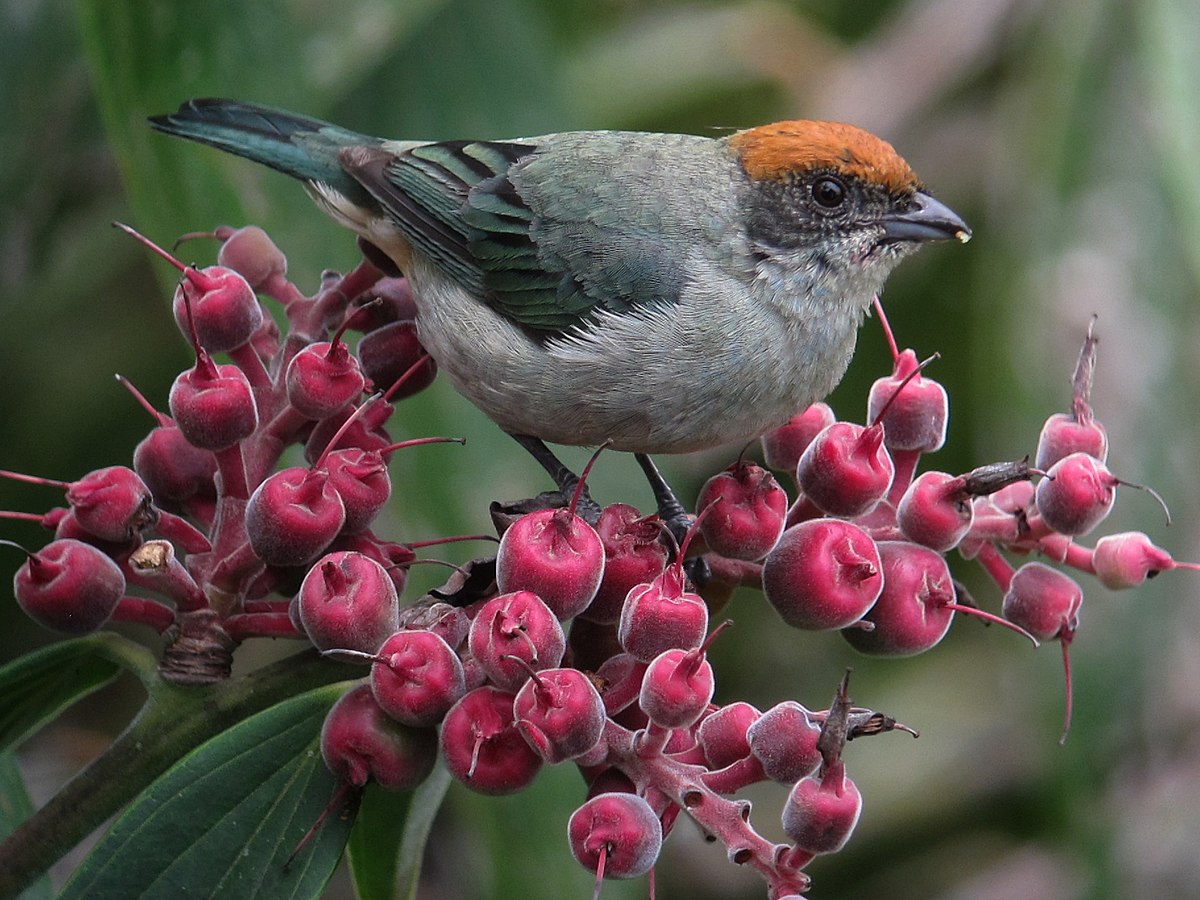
[112,596,177,633]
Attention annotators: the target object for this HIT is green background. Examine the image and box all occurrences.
[2,1,1199,898]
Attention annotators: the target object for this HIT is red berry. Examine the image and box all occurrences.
[580,504,668,625]
[496,507,605,621]
[245,466,346,567]
[297,551,399,654]
[357,321,437,400]
[13,539,126,633]
[568,792,662,880]
[323,448,391,534]
[169,360,258,452]
[513,666,606,763]
[696,460,788,561]
[697,701,761,770]
[370,629,465,726]
[796,421,894,517]
[65,466,155,544]
[467,591,566,691]
[440,686,542,794]
[866,349,948,453]
[762,519,883,630]
[1091,531,1193,589]
[170,265,263,354]
[1035,452,1116,536]
[896,470,973,551]
[761,403,836,474]
[134,425,217,508]
[320,684,438,791]
[215,225,287,292]
[618,564,709,663]
[842,541,955,656]
[1001,562,1082,643]
[748,701,822,784]
[781,759,862,855]
[1035,412,1109,469]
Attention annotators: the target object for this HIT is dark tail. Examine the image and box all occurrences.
[149,99,374,199]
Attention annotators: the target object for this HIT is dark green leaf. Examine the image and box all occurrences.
[0,637,122,754]
[60,682,356,900]
[0,750,53,900]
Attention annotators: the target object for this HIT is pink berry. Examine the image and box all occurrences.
[346,277,417,332]
[580,504,668,625]
[245,466,346,567]
[285,318,366,420]
[13,539,126,633]
[896,470,973,551]
[761,403,837,474]
[467,591,566,691]
[370,629,465,726]
[65,466,155,544]
[215,225,287,292]
[781,759,862,855]
[170,265,263,355]
[297,551,399,654]
[796,421,894,517]
[618,563,709,662]
[866,349,948,453]
[320,684,438,791]
[323,448,391,534]
[440,686,543,794]
[696,460,788,561]
[1091,531,1192,589]
[168,360,258,452]
[842,541,955,656]
[747,701,822,784]
[1035,452,1116,536]
[638,625,725,730]
[762,519,883,630]
[1001,562,1082,643]
[496,506,605,621]
[134,425,217,508]
[513,666,606,763]
[1035,412,1109,469]
[568,792,662,880]
[697,701,761,770]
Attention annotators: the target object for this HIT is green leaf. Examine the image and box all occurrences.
[0,636,123,754]
[0,750,52,900]
[61,682,356,900]
[347,765,450,900]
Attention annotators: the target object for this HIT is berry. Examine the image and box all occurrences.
[1091,531,1198,589]
[1035,452,1117,536]
[320,684,438,791]
[567,792,662,881]
[638,622,728,730]
[748,701,822,784]
[64,466,155,544]
[495,501,605,621]
[245,466,346,567]
[781,759,862,855]
[796,421,894,517]
[697,701,761,770]
[285,317,366,420]
[467,591,566,691]
[322,448,391,534]
[133,424,217,508]
[169,358,258,452]
[696,460,788,561]
[760,402,836,474]
[618,562,709,662]
[513,666,606,763]
[440,686,543,794]
[215,225,287,292]
[581,503,668,625]
[762,519,883,630]
[12,539,126,633]
[842,541,955,656]
[866,348,948,453]
[357,321,437,400]
[297,551,399,654]
[369,629,465,726]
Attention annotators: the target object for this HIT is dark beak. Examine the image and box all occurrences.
[881,191,971,244]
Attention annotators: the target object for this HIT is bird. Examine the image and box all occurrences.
[150,99,969,515]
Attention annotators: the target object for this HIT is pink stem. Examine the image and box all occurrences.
[223,612,304,642]
[112,596,176,633]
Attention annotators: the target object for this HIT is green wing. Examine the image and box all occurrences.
[343,138,688,333]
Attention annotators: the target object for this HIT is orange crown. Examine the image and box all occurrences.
[729,121,919,194]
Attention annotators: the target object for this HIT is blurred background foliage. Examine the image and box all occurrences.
[1,0,1199,898]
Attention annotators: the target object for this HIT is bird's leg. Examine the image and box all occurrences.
[509,434,602,523]
[634,453,710,587]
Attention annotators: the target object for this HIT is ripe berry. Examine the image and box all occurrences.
[297,551,399,654]
[1035,452,1117,536]
[747,701,822,784]
[245,466,346,567]
[440,686,543,794]
[1036,412,1108,469]
[842,541,955,656]
[285,317,366,420]
[781,759,862,855]
[618,562,709,663]
[322,448,391,534]
[513,666,606,763]
[866,348,949,453]
[796,421,894,517]
[762,519,883,630]
[638,622,728,730]
[369,629,465,726]
[760,403,837,474]
[320,684,438,791]
[169,357,258,452]
[696,460,788,561]
[1091,531,1198,589]
[133,424,217,509]
[567,792,663,881]
[697,701,761,770]
[63,466,155,544]
[357,320,437,400]
[580,504,668,625]
[12,538,126,633]
[215,225,287,293]
[467,591,566,691]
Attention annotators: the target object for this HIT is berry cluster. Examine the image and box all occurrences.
[3,224,1190,899]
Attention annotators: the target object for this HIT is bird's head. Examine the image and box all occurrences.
[729,120,969,295]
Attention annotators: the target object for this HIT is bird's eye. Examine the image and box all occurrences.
[811,176,846,210]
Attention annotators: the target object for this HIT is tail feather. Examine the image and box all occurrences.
[149,98,374,201]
